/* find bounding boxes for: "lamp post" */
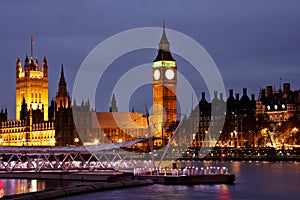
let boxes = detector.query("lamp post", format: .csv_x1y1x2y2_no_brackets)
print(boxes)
51,138,56,146
93,139,99,145
234,130,238,147
205,130,208,147
22,137,26,146
291,127,298,149
74,137,79,146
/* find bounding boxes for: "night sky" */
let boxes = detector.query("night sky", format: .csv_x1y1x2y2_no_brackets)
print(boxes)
1,0,300,119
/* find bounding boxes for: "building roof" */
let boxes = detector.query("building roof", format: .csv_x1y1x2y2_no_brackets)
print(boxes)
95,112,147,129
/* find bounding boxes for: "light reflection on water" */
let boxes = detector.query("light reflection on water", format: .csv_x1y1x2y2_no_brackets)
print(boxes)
58,184,233,200
0,179,45,197
60,161,300,200
0,179,76,198
1,161,300,199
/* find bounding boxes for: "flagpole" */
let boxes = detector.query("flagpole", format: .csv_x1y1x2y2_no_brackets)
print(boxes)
31,36,34,59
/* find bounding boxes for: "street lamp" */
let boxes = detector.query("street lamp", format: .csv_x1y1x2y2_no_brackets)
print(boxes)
291,127,298,148
205,131,208,147
93,139,99,145
51,138,56,146
230,132,233,147
22,137,26,146
234,130,238,147
74,137,79,146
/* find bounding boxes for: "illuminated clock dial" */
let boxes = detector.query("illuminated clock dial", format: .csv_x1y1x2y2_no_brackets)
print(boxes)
154,69,160,80
165,69,175,80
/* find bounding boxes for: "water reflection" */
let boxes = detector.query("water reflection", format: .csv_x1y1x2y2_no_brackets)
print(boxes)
60,162,300,200
0,179,76,197
218,184,230,200
0,179,45,197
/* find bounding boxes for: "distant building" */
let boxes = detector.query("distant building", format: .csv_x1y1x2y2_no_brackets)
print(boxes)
224,88,256,147
256,83,300,148
256,83,300,124
189,88,256,148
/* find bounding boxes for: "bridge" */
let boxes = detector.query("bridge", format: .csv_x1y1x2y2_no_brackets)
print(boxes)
0,142,155,173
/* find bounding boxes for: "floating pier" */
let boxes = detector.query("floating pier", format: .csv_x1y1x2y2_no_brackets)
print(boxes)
136,174,235,184
134,166,235,184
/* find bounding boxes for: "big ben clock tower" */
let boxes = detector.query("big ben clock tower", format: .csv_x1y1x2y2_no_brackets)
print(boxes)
152,23,177,145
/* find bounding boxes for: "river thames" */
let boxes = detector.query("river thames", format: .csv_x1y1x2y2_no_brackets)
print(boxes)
1,161,300,199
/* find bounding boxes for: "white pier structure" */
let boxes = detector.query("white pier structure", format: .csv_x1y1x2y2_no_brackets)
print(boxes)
0,141,155,172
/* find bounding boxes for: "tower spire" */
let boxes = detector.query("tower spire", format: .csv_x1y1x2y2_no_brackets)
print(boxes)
109,94,118,112
58,64,67,95
25,53,29,63
55,64,70,109
43,55,47,63
153,21,175,62
61,64,64,79
159,21,170,51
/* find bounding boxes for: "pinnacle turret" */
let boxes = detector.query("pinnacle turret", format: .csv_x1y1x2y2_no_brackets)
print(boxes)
16,55,21,65
55,64,70,109
43,55,47,64
154,21,175,62
25,53,29,64
159,21,170,51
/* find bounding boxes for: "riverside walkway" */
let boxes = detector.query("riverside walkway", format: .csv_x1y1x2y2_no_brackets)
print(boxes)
2,179,154,200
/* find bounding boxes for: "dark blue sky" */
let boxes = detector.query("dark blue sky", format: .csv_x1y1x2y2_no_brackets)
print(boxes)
1,0,300,118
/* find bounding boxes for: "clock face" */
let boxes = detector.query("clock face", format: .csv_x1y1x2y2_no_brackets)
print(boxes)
165,69,175,80
154,69,160,80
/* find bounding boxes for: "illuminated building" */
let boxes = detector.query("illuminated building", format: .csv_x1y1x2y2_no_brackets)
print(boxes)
16,46,48,121
0,65,87,146
90,24,178,148
0,119,55,146
152,23,177,146
256,83,300,148
256,83,300,123
93,112,148,149
0,39,53,146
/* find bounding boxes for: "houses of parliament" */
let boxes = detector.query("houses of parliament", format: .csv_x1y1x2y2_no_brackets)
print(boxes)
1,25,300,149
0,25,178,148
